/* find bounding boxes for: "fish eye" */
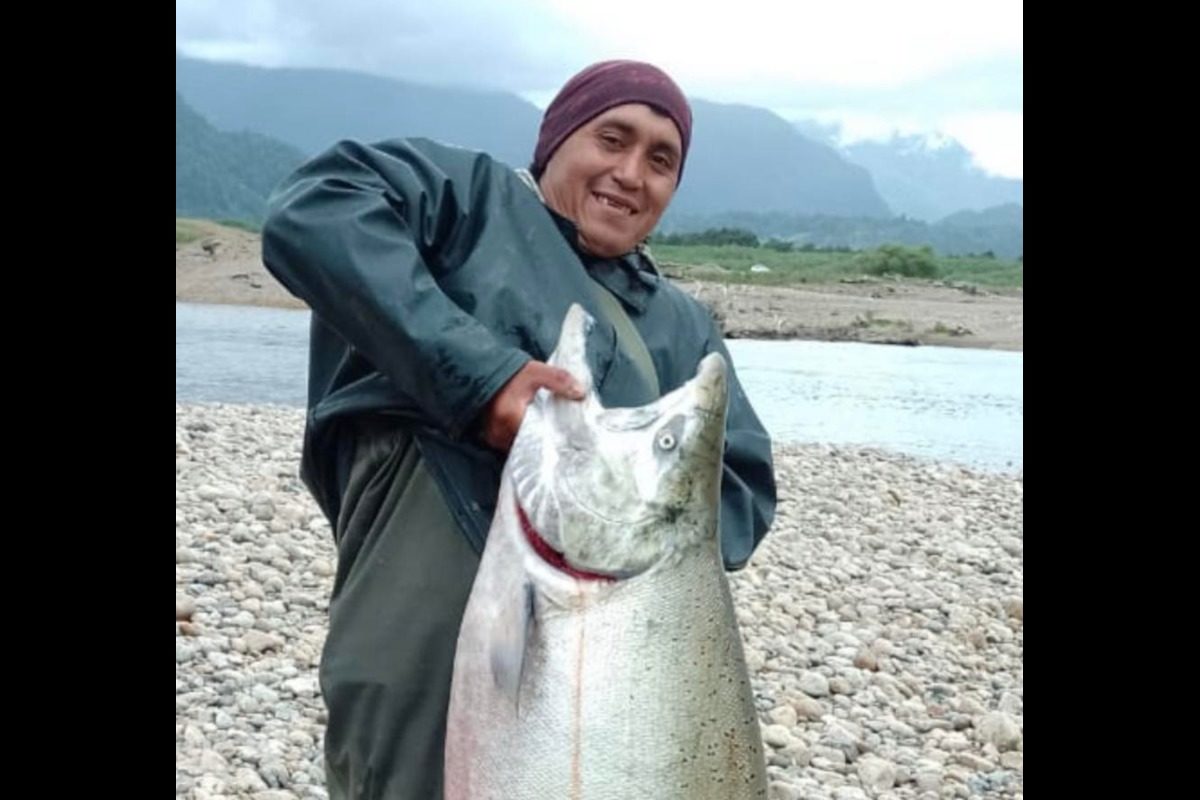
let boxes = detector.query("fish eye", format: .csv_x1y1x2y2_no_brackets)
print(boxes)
656,431,677,451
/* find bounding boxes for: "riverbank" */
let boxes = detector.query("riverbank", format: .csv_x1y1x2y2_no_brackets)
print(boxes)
176,403,1023,799
176,220,1022,351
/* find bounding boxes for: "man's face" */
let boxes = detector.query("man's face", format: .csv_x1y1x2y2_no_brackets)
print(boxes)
538,103,682,258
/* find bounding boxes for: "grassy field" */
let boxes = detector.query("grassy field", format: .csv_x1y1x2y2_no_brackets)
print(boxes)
177,217,261,245
648,244,1022,289
177,217,1022,292
176,218,206,244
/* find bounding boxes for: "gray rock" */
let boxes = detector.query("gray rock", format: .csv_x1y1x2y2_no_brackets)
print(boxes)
911,718,953,733
767,704,798,729
177,594,196,621
283,677,320,697
799,671,831,697
252,684,281,704
833,788,869,800
999,751,1023,772
245,631,284,653
821,719,862,759
259,759,291,788
768,782,804,800
952,752,994,771
182,724,208,748
252,497,277,521
955,696,987,716
997,692,1023,715
853,648,879,671
977,711,1021,751
194,774,229,795
1002,597,1023,620
812,745,848,766
857,755,897,792
940,732,970,751
263,600,288,616
762,724,793,748
232,767,270,792
967,770,1014,794
198,749,229,771
793,694,826,720
914,768,942,792
176,642,196,663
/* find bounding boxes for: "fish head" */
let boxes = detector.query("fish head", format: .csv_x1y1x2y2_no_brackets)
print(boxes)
508,304,729,580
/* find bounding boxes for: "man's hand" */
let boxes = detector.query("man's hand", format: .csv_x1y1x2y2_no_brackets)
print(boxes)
477,361,585,453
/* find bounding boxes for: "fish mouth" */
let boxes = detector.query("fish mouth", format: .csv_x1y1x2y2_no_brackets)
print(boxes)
516,502,621,583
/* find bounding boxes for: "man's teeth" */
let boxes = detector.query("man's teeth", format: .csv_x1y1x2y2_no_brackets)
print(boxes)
597,194,633,214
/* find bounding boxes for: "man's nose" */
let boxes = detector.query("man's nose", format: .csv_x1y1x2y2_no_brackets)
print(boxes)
611,148,644,188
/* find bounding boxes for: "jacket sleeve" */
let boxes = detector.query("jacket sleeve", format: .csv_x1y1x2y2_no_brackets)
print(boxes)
705,321,778,570
261,138,531,439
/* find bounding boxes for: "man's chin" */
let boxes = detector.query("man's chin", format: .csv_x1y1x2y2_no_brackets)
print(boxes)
578,227,638,258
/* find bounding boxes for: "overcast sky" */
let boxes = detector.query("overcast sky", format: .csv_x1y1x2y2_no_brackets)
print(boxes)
176,0,1023,178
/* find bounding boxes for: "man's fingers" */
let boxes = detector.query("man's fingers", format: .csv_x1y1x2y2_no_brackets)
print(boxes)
476,361,587,453
527,363,585,400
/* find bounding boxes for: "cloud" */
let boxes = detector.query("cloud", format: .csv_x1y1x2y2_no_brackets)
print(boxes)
176,0,1022,177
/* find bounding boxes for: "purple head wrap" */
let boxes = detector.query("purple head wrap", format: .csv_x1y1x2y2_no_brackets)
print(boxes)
531,60,692,183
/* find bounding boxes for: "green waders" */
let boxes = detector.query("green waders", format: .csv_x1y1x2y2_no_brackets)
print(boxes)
319,419,480,800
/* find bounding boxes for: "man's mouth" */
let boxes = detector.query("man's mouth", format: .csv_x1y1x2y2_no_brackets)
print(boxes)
593,192,637,215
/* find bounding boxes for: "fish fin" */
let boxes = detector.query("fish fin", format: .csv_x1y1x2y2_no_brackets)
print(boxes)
489,580,536,711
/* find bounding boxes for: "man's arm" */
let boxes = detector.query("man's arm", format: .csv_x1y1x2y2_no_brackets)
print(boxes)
262,138,570,441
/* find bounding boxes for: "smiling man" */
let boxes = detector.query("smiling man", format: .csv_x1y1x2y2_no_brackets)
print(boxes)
536,98,684,259
262,59,776,800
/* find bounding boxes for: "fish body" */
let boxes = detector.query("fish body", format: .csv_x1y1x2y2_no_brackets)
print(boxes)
445,304,766,799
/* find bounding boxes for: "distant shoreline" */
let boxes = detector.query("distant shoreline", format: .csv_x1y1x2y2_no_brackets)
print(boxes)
176,220,1022,352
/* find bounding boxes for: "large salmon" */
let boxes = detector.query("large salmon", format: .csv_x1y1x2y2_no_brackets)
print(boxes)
445,304,766,799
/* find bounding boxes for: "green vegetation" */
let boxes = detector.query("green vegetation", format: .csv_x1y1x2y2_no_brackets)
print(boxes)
176,217,262,244
856,244,939,278
653,227,761,247
649,235,1022,290
176,219,204,244
217,218,263,234
176,92,305,223
658,207,1023,261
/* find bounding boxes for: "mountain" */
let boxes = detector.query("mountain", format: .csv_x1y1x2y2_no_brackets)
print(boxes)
176,92,306,221
177,54,891,218
840,134,1022,222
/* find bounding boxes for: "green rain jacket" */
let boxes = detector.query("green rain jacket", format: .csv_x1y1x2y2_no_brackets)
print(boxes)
261,137,776,569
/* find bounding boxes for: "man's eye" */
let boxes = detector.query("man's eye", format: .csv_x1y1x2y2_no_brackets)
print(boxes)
651,155,677,175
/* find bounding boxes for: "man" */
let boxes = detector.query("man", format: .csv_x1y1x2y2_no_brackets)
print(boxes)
261,59,776,800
